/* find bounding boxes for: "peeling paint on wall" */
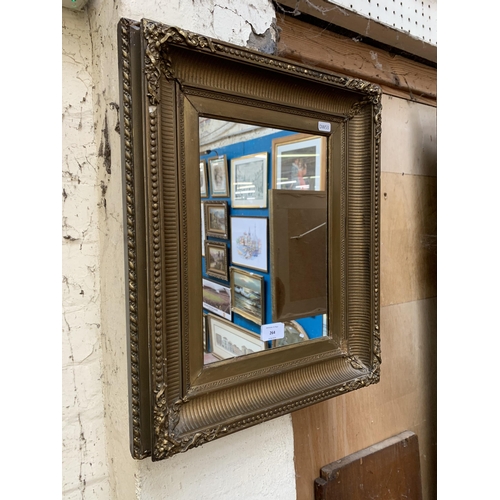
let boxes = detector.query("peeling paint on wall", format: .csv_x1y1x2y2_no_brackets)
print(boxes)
62,7,111,499
98,113,112,175
64,2,299,499
247,22,277,54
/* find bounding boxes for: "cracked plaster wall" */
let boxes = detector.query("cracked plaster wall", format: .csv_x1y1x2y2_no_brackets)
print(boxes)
63,1,295,499
62,8,112,500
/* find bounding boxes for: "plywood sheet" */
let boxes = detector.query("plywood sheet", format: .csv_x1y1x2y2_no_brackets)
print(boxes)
380,172,437,306
381,95,437,177
292,298,436,500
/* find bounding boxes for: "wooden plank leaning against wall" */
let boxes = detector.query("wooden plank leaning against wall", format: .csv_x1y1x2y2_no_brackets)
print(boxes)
275,15,437,500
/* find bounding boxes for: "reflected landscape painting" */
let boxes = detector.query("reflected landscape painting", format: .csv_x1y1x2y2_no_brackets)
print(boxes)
231,267,264,325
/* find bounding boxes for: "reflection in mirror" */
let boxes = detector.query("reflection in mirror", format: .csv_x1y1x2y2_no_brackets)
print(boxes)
199,118,329,366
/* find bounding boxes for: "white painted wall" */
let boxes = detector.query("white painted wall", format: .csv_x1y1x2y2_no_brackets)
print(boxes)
62,1,296,499
62,8,112,499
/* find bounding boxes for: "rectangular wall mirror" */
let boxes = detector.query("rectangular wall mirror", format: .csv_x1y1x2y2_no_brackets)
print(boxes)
118,18,382,461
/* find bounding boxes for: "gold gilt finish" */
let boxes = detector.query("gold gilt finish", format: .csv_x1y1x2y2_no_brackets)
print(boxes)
118,18,381,461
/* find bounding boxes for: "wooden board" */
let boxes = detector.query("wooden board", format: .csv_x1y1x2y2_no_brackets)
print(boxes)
315,431,422,500
275,0,437,64
276,15,436,106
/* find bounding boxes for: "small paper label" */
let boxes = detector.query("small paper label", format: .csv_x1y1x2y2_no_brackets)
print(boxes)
260,322,285,341
318,121,331,132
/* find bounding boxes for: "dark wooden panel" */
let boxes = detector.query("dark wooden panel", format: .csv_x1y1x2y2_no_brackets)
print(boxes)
315,431,422,500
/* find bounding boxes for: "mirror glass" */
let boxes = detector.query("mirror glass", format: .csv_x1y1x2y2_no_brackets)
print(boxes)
199,118,329,365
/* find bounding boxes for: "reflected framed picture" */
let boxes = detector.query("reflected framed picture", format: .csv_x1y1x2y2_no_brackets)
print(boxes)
206,313,267,360
230,216,268,272
205,241,229,281
271,321,309,348
200,159,208,198
230,267,264,325
208,155,229,197
203,312,208,352
201,203,206,256
202,279,231,321
272,133,327,191
204,200,229,240
269,190,327,322
231,152,268,208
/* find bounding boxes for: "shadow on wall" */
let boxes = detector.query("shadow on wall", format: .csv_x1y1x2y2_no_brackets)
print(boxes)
411,111,437,291
411,109,437,500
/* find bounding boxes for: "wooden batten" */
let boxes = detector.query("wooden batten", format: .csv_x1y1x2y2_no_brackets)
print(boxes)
276,15,436,106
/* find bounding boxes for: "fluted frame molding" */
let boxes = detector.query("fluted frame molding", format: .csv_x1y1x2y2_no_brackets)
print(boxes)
118,18,381,461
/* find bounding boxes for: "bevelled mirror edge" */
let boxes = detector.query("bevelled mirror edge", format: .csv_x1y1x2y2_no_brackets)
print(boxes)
183,98,346,389
118,17,381,461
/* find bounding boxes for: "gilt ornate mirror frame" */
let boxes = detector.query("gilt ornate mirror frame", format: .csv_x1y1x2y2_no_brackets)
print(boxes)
118,17,381,461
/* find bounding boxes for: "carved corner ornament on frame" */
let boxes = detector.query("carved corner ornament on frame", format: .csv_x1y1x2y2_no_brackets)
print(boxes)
118,17,381,461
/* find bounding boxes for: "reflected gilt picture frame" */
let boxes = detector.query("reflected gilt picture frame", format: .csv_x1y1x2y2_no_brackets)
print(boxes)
271,320,309,348
205,240,229,281
272,134,327,191
204,200,229,240
269,189,327,322
230,267,265,325
201,203,206,256
203,312,208,352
